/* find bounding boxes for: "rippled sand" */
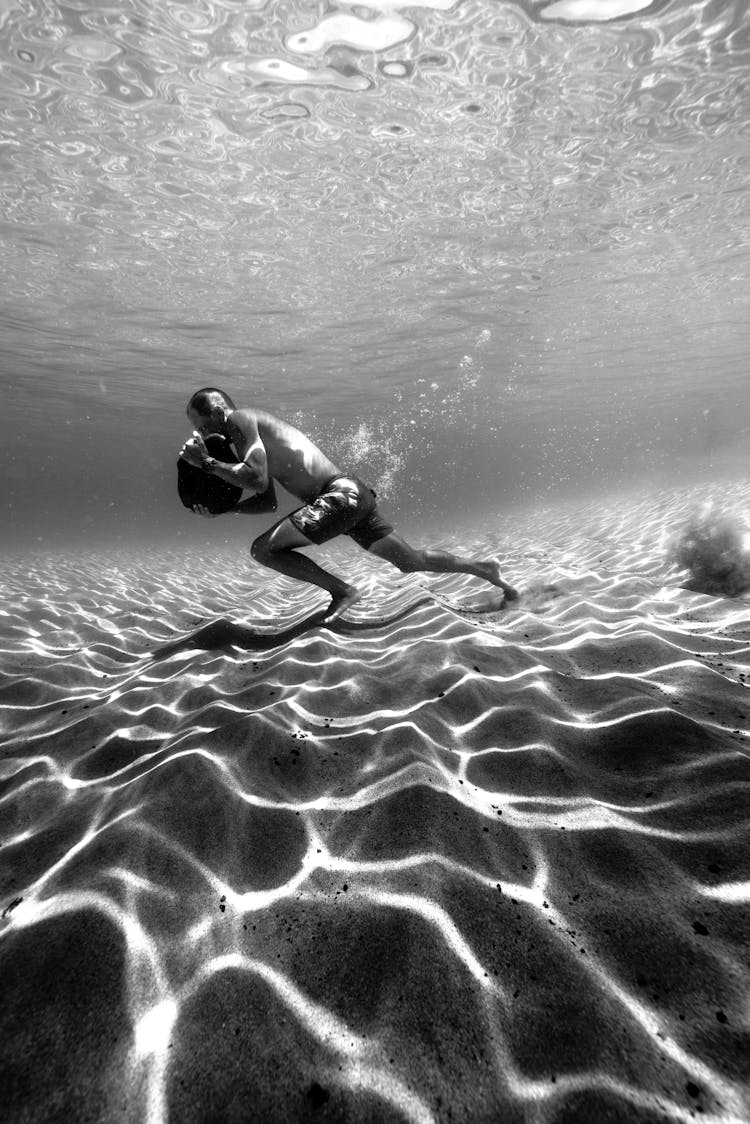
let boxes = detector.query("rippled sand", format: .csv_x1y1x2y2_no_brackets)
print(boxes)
2,483,749,1124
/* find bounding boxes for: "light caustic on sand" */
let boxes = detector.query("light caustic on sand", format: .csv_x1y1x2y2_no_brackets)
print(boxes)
1,482,749,1123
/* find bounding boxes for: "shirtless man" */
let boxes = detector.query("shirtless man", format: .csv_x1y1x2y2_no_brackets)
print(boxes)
179,387,518,623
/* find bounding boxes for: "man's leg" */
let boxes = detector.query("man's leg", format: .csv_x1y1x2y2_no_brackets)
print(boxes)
251,519,360,623
368,532,518,600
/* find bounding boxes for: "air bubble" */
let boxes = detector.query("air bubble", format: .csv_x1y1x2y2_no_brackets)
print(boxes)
380,60,412,78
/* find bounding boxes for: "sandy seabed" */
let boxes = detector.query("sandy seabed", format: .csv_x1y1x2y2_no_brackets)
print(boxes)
1,482,749,1124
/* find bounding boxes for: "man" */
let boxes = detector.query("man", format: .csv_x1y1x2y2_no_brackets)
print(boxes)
179,388,518,623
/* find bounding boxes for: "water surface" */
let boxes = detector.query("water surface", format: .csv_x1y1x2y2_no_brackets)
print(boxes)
1,0,749,548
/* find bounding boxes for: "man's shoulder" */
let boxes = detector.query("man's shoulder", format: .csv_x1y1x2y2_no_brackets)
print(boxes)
228,406,280,423
231,407,288,435
227,406,261,431
227,408,284,451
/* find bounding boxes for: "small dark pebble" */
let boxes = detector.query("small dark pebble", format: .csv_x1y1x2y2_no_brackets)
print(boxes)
306,1081,330,1109
692,921,709,936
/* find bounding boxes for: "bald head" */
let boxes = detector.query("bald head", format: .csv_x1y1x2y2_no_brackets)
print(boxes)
186,388,236,418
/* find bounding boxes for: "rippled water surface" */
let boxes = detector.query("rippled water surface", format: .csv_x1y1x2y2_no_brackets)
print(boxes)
1,0,749,545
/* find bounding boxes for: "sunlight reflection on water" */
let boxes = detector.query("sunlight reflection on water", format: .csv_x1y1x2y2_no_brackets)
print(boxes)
2,0,748,393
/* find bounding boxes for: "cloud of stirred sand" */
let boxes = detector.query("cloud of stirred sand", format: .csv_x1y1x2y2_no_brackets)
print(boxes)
669,506,750,597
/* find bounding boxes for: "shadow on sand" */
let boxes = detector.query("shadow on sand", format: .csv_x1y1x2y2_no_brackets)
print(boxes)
148,582,564,663
149,598,439,661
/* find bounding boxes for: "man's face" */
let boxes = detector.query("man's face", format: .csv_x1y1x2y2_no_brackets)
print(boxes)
188,407,222,436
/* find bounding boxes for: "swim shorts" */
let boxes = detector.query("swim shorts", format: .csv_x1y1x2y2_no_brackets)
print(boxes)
289,475,393,550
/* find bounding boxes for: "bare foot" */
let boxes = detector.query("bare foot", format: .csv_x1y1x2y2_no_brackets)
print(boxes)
483,561,519,601
323,586,361,624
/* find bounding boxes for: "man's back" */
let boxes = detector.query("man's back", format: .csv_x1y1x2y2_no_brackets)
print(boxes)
228,408,341,502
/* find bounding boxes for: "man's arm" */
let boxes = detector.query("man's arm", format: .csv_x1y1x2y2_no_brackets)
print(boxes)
201,456,260,493
217,410,268,495
181,412,269,496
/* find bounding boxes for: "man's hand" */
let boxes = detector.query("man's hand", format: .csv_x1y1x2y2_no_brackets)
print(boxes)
191,504,216,518
180,432,210,468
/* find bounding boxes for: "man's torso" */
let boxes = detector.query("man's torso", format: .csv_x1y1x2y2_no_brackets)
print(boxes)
228,408,341,501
